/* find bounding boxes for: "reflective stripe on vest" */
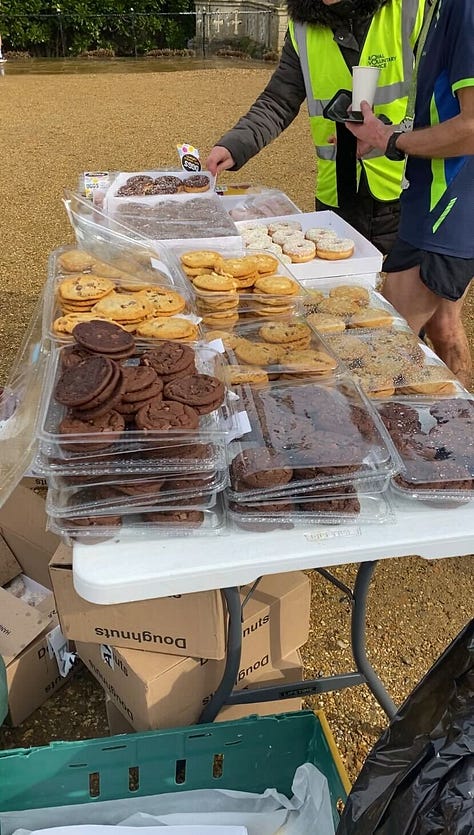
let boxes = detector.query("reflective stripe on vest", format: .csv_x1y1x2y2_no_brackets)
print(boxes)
290,0,426,205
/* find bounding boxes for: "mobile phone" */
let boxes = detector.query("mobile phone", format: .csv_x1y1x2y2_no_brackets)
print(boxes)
322,89,364,123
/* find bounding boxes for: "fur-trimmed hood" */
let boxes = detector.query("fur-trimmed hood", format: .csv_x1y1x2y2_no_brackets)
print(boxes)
287,0,389,26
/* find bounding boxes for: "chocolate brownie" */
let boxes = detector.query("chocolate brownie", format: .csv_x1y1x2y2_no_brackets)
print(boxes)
59,410,125,452
378,402,422,433
230,448,293,490
135,398,199,431
73,320,135,357
140,341,195,381
430,398,474,424
55,356,114,407
163,374,224,413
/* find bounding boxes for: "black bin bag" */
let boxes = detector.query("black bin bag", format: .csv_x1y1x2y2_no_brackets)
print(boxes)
337,618,474,835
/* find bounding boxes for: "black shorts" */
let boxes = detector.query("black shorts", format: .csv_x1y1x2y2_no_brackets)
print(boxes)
383,238,474,302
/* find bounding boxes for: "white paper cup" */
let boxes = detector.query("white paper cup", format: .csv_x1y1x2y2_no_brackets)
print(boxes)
352,66,381,114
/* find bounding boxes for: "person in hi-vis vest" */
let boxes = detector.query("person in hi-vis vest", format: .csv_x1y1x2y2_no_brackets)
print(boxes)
207,0,427,255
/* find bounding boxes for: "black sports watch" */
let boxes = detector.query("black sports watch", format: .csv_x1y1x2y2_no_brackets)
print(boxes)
385,130,406,161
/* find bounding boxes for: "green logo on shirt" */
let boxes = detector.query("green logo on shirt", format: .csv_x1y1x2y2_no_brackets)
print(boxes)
367,53,397,69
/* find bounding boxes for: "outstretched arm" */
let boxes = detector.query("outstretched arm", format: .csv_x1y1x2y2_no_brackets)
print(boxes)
207,34,306,173
347,89,474,159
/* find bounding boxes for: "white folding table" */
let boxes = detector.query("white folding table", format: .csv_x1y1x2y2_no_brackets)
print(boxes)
73,499,474,722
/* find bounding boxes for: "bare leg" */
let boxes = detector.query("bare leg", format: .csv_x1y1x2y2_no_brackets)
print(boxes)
382,266,439,334
424,288,473,388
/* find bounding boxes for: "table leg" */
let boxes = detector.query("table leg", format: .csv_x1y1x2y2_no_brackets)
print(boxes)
198,563,397,723
351,561,397,719
198,587,242,724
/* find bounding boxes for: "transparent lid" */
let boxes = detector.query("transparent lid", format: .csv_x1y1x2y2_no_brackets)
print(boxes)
377,397,474,493
0,295,49,508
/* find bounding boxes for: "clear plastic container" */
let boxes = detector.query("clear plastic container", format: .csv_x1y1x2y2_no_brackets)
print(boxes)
176,247,308,325
209,316,342,381
47,469,228,516
226,375,401,501
44,244,198,344
223,189,302,221
303,276,404,329
375,396,474,503
228,488,394,531
49,496,228,543
322,327,459,398
38,342,236,444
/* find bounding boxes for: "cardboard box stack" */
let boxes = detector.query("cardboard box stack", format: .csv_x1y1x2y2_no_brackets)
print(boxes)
50,543,311,732
0,486,73,725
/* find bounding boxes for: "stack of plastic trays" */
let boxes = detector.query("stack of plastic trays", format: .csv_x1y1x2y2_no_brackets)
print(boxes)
35,341,237,541
225,375,401,531
376,395,474,509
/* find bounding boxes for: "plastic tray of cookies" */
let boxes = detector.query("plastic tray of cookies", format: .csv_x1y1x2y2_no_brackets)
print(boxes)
227,487,395,530
303,278,405,332
374,396,474,503
225,375,401,501
48,496,228,543
45,245,201,344
36,340,240,455
176,248,308,327
235,210,383,280
106,193,240,246
321,327,459,398
33,440,228,477
46,470,228,516
206,316,342,384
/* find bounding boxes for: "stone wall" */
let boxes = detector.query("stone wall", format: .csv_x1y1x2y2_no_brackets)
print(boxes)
195,1,288,53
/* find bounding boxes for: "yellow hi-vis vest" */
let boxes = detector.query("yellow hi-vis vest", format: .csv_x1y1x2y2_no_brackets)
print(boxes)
289,0,426,206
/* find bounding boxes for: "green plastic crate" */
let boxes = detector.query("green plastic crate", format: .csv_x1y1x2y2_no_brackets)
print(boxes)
0,711,350,829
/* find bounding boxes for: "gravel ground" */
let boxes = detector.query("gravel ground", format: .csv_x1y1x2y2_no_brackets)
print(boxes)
0,64,473,783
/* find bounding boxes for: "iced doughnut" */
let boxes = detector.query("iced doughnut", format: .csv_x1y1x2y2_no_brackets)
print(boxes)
268,220,303,235
283,238,316,263
316,237,355,260
246,234,273,249
305,228,338,243
272,228,305,246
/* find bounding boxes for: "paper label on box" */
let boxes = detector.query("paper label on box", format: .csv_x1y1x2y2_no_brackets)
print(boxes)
177,142,201,172
47,625,76,677
83,171,110,199
221,410,251,443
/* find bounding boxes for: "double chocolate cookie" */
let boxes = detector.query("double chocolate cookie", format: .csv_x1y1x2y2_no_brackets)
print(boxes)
140,341,196,382
73,319,135,360
230,447,293,491
135,397,199,431
164,373,224,415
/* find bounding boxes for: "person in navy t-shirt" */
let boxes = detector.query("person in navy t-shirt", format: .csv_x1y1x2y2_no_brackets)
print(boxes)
347,0,474,387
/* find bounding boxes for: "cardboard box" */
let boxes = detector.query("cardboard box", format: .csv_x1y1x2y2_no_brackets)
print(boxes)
0,575,70,726
51,545,310,662
105,692,302,734
78,640,303,731
0,485,60,590
0,486,71,725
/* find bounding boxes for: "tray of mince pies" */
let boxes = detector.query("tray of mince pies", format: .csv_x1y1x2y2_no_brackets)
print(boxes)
376,396,474,504
204,317,341,386
46,245,200,344
177,249,308,327
225,375,401,510
321,326,460,399
35,323,237,476
303,279,404,332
